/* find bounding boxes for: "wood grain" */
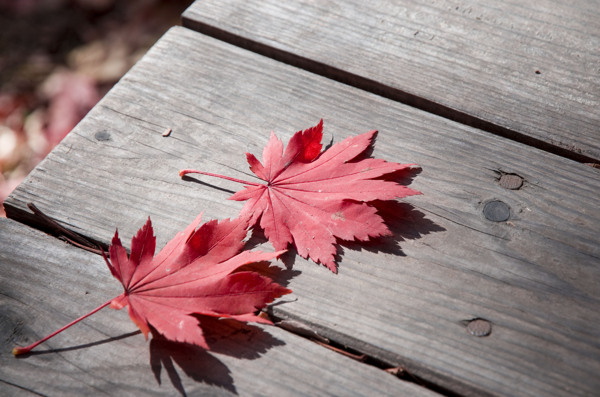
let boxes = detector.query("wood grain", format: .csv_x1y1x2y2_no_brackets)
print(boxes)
4,27,600,396
0,218,437,397
182,0,600,162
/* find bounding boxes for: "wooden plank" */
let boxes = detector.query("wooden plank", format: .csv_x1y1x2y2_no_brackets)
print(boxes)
4,27,600,396
182,0,600,162
0,218,437,397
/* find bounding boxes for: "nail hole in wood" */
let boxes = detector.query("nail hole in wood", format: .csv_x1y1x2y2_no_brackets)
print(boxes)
466,318,492,337
499,173,523,190
483,200,510,222
94,130,111,141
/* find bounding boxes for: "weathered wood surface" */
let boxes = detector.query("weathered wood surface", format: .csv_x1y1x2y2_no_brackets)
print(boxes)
0,218,437,396
4,27,600,396
182,0,600,162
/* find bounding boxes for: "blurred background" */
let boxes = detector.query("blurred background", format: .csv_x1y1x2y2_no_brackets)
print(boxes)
0,0,194,216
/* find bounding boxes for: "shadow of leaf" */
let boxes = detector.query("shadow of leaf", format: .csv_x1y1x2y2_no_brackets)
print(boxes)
340,201,446,257
199,317,285,358
376,200,446,241
243,227,268,251
150,336,235,396
242,228,302,286
149,317,285,396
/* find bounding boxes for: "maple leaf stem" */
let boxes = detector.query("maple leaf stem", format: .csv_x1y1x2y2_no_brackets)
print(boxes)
179,169,260,186
12,299,113,356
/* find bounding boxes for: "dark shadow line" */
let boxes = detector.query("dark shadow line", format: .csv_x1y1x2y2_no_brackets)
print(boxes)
181,175,237,195
15,330,141,358
0,378,48,397
181,18,597,164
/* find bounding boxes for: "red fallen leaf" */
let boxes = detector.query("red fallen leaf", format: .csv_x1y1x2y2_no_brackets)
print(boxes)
13,215,290,355
180,120,421,272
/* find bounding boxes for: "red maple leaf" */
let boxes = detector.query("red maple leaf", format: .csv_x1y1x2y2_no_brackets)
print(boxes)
13,215,290,355
180,120,421,272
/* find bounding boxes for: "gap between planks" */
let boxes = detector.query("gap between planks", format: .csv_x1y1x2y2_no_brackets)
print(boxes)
270,312,461,397
180,19,597,165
